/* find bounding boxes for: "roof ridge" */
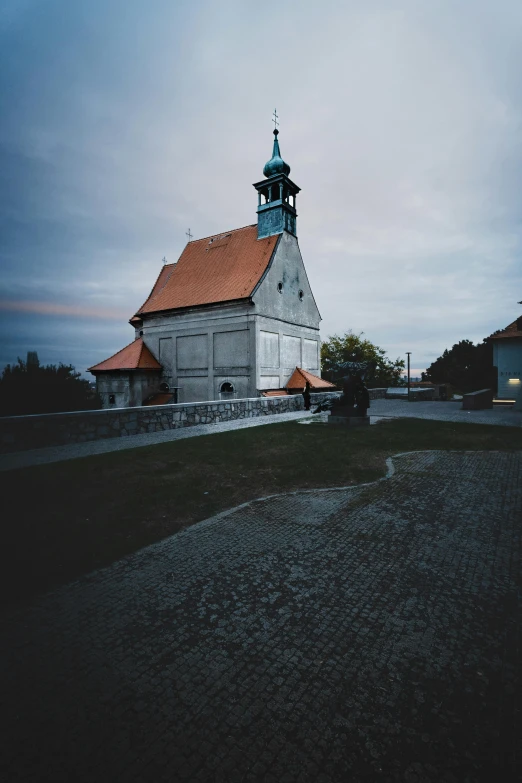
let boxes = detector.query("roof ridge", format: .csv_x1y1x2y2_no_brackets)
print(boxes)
104,338,141,363
135,264,176,315
87,338,141,371
189,224,257,244
488,315,522,339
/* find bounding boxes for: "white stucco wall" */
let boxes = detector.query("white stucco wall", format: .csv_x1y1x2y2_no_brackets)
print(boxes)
252,231,321,388
136,302,256,403
493,339,522,399
252,232,320,329
96,371,160,408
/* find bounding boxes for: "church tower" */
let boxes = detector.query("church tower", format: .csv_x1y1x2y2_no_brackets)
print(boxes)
253,127,300,239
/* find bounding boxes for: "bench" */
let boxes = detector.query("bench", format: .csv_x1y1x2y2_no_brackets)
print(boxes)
462,389,493,410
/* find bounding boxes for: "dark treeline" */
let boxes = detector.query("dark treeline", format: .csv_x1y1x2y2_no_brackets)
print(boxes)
422,339,496,394
0,353,101,417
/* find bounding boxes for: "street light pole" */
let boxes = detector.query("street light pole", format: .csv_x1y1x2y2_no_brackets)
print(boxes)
406,352,411,401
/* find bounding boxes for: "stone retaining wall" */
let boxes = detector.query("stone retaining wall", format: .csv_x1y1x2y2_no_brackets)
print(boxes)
0,396,304,455
310,388,387,406
309,391,341,406
368,388,387,400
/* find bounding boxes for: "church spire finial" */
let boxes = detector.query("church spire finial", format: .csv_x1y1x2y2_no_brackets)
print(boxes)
263,111,290,178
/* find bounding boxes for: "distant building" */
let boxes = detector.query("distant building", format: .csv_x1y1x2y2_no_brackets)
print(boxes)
89,128,322,408
488,312,522,400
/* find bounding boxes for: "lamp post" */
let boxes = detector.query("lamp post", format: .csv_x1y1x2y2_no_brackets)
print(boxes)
406,352,411,401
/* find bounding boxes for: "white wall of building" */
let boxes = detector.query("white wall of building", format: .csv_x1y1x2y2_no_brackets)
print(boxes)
252,232,320,329
253,231,321,388
137,302,255,403
96,371,160,408
493,339,522,399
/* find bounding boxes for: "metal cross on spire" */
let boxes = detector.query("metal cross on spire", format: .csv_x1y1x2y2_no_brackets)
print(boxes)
272,108,279,131
186,228,193,242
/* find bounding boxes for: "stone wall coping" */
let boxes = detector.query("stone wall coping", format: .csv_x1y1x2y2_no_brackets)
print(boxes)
0,395,296,423
462,388,492,397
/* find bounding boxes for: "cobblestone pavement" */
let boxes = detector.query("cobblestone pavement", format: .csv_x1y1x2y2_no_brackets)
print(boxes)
1,450,520,782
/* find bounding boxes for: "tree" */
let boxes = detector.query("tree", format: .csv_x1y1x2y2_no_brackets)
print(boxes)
0,353,101,417
422,339,496,394
321,331,405,387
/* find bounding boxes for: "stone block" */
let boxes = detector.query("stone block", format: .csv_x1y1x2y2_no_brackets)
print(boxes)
462,389,493,410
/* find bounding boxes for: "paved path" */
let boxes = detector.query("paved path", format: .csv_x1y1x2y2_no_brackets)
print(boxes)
1,400,520,472
1,450,520,782
0,411,310,472
369,399,522,427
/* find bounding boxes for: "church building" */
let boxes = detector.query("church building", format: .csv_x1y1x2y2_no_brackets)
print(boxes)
89,127,323,407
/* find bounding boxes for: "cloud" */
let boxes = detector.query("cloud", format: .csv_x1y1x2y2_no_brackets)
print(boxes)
1,0,522,374
0,300,129,320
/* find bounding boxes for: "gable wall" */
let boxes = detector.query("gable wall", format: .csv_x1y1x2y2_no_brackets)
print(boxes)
252,232,320,329
253,231,321,389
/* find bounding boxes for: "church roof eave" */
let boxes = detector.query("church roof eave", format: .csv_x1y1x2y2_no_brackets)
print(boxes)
135,297,256,320
88,338,162,373
488,315,522,340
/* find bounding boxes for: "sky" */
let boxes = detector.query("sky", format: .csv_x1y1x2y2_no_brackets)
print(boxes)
1,0,522,378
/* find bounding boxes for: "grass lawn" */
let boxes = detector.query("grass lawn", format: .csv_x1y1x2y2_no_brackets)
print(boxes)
2,417,521,609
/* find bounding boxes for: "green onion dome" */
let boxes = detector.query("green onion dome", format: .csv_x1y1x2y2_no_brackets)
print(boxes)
263,130,291,177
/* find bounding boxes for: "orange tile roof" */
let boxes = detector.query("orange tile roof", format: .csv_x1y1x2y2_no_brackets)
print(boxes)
143,393,173,406
488,317,522,340
261,389,289,397
286,367,336,390
136,225,279,315
88,338,162,372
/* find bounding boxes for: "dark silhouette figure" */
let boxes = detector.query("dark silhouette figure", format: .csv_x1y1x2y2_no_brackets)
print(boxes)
354,379,370,416
303,381,311,411
313,372,370,418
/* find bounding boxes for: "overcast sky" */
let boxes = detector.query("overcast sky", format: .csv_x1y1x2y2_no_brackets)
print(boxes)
1,0,522,377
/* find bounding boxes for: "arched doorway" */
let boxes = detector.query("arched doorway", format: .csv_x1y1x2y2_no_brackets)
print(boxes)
219,381,235,400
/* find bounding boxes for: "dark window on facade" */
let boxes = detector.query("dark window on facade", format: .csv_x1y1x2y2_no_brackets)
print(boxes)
109,394,116,405
277,282,283,294
139,330,144,336
220,382,235,400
